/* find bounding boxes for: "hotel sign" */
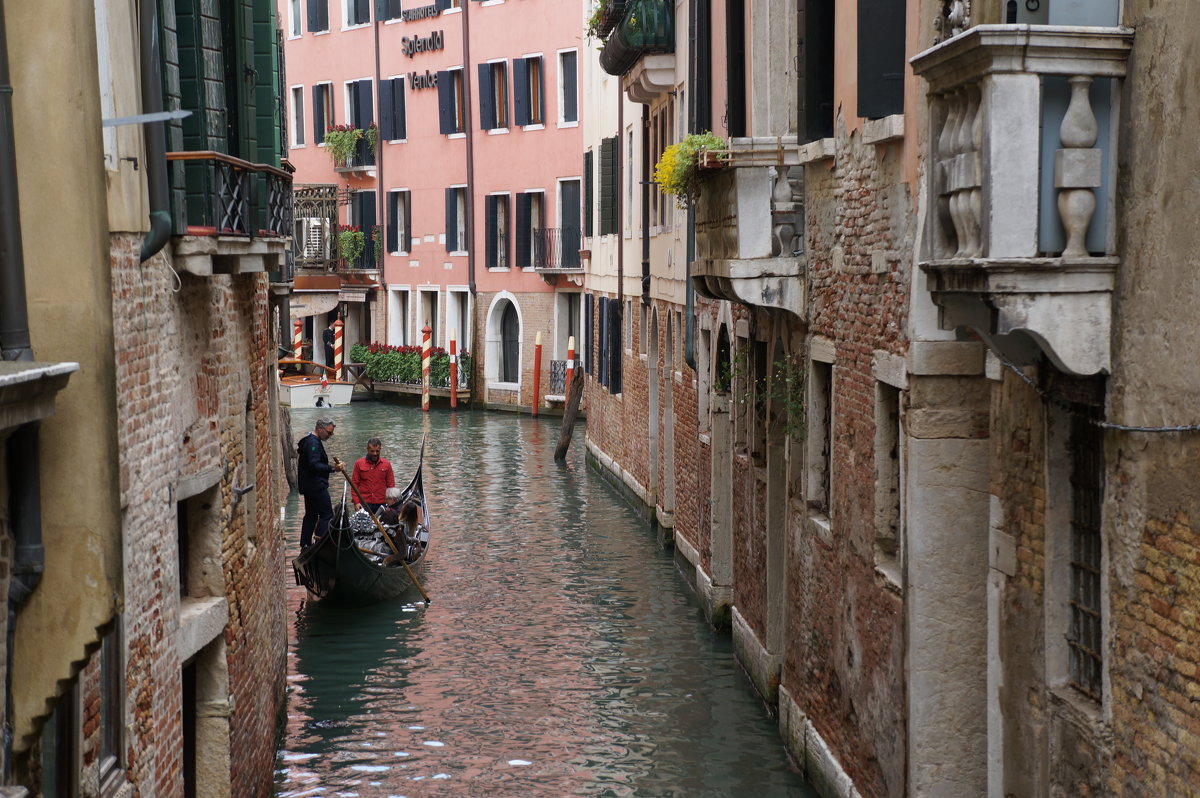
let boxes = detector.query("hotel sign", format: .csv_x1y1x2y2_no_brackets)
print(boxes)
401,4,441,21
401,29,445,58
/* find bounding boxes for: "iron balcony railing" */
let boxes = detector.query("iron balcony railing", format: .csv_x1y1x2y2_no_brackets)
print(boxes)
166,151,292,238
599,0,674,77
292,184,340,272
594,0,627,39
549,359,567,394
531,227,583,271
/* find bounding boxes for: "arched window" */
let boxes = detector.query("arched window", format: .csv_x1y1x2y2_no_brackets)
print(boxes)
501,301,520,382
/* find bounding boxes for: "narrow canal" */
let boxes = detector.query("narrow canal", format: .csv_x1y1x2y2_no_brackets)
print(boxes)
275,403,815,798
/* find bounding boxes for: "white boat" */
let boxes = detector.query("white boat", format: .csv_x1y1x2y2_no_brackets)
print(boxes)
278,358,355,407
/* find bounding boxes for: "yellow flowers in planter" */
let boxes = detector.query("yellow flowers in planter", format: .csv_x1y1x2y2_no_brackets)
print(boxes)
653,131,726,208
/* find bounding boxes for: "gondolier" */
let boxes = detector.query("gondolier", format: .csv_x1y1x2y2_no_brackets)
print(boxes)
351,437,395,514
298,417,340,550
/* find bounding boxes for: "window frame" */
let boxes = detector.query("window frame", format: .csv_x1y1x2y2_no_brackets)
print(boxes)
557,49,579,126
387,189,411,255
289,86,306,147
313,82,333,145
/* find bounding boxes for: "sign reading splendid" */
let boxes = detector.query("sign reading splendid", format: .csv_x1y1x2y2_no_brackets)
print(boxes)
401,4,441,21
401,29,445,58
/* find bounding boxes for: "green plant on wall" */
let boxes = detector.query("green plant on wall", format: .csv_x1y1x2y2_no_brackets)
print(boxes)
373,225,383,264
338,225,365,264
653,131,727,208
767,353,806,439
324,124,362,167
365,122,380,156
585,4,605,42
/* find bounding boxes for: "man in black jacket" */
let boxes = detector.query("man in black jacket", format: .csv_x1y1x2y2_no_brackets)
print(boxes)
298,417,341,549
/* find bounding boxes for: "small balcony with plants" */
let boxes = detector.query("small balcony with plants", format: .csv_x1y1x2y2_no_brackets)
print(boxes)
531,227,584,282
911,21,1134,376
681,134,806,320
597,0,675,102
325,124,378,178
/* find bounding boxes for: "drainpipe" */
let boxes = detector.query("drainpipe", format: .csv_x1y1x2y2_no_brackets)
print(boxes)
0,1,46,780
461,2,477,298
684,215,696,371
640,104,650,306
616,83,623,311
139,0,171,262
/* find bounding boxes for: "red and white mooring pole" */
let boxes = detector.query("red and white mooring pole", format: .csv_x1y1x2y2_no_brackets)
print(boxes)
532,331,543,418
565,335,576,397
333,319,344,380
421,321,432,412
449,329,458,409
293,319,303,360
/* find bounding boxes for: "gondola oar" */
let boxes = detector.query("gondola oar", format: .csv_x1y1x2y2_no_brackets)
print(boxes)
333,460,432,604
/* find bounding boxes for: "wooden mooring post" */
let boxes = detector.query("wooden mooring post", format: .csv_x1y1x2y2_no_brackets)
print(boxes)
553,363,584,460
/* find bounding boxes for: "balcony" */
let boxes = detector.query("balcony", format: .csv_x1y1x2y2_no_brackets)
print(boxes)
693,137,806,319
593,0,627,40
167,151,292,277
911,24,1134,376
599,0,674,102
333,134,377,179
532,227,584,284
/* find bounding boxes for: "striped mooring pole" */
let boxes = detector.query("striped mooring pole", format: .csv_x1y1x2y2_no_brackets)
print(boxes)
293,319,303,360
421,321,432,412
565,335,575,398
333,319,344,379
449,330,458,409
532,331,542,418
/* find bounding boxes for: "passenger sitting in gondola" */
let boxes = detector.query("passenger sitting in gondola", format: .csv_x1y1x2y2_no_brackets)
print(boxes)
379,488,422,546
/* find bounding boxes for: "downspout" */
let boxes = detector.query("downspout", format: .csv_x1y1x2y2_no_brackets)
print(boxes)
373,4,385,335
139,0,171,262
0,1,45,780
616,83,623,311
461,2,477,297
640,104,650,306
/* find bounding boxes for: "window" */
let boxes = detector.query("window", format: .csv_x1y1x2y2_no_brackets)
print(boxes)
307,0,329,32
639,303,648,355
807,359,833,515
1067,409,1104,701
381,0,401,20
485,194,510,268
290,87,305,146
445,186,467,252
725,0,747,137
874,381,903,580
625,300,633,353
350,190,377,269
436,0,462,8
857,0,905,119
584,294,594,376
802,0,835,141
583,150,594,237
437,68,465,134
447,290,470,352
558,50,578,124
420,290,440,347
625,127,634,231
500,301,520,382
515,191,544,268
387,190,411,254
513,55,544,126
41,683,79,798
312,83,333,144
598,136,618,235
345,0,370,26
379,77,407,141
557,292,581,361
346,79,375,165
559,178,582,269
290,0,303,35
388,289,410,345
478,61,508,130
98,625,124,794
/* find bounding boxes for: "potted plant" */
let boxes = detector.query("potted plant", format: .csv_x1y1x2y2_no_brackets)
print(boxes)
653,131,727,208
338,225,365,265
372,224,383,265
324,124,362,168
365,122,380,157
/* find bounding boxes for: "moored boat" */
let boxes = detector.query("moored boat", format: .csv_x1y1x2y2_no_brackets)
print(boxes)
278,357,354,407
292,439,430,606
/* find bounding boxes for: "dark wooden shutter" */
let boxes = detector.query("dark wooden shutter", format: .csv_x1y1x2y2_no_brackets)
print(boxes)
435,0,451,9
561,51,578,123
478,63,495,130
356,80,374,126
803,0,836,140
361,191,377,268
583,151,594,237
534,58,545,124
485,196,498,268
437,72,455,134
608,298,622,393
354,0,370,24
387,0,401,19
395,78,407,139
379,78,394,140
584,294,594,375
403,192,411,252
599,136,617,235
512,57,529,127
857,0,905,119
598,297,608,387
724,0,747,137
515,193,532,268
445,187,458,251
312,85,325,143
387,192,399,253
307,0,319,32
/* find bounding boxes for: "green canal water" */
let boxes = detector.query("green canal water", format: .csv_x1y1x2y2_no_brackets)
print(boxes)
275,402,816,798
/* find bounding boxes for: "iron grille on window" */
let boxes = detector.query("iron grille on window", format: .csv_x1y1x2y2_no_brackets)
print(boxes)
1068,408,1104,701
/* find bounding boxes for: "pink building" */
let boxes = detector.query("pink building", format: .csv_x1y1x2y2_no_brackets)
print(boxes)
281,0,584,408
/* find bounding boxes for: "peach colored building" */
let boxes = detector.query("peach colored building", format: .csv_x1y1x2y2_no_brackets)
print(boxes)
281,0,584,409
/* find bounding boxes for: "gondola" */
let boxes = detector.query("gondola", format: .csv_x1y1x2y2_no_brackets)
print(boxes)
292,438,430,606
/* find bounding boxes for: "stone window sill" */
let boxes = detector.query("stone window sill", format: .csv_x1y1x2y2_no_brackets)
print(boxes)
797,137,836,164
863,114,905,145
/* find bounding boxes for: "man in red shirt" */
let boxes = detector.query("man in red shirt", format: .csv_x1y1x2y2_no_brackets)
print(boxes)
351,437,395,515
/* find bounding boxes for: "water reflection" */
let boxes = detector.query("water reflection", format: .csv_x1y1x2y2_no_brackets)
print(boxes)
277,403,813,797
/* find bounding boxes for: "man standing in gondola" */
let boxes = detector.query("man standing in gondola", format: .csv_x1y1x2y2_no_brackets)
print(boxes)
351,437,395,515
298,417,341,550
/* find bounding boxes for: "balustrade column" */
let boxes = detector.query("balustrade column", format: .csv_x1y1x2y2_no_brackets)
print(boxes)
1055,76,1101,259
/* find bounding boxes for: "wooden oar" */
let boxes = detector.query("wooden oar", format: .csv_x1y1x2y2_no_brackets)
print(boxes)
334,460,432,604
